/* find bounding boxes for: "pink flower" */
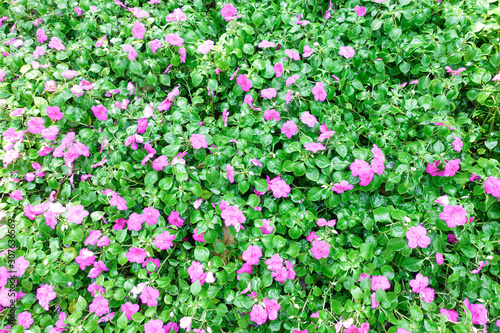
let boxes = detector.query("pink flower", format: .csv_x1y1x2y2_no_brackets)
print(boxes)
492,71,500,82
470,260,488,274
143,207,160,225
237,74,253,92
150,39,161,54
281,120,298,138
9,190,23,201
166,8,187,21
190,134,209,150
260,219,274,234
285,49,300,61
273,63,284,78
312,82,327,101
27,117,45,134
221,205,246,231
193,228,205,242
317,218,336,227
371,292,379,309
465,299,488,325
145,319,165,333
354,5,366,16
46,106,63,121
436,253,444,265
371,275,391,291
263,298,280,320
126,247,147,264
140,286,160,307
132,21,146,39
306,231,319,242
48,37,65,51
396,329,410,333
470,173,481,182
339,46,355,58
17,311,33,329
439,205,467,228
75,248,96,270
301,111,318,127
187,261,207,285
33,46,46,59
122,302,139,320
310,240,330,259
37,28,48,44
264,109,280,122
448,234,458,243
89,296,109,317
445,66,466,76
152,155,169,171
122,44,138,61
89,261,109,278
268,175,291,198
137,118,148,134
168,211,184,227
286,75,299,87
409,273,429,293
66,205,89,224
242,245,262,266
226,164,235,183
154,231,176,250
406,226,431,248
221,4,240,21
251,159,263,167
258,40,275,48
165,33,184,46
197,40,214,54
222,108,229,126
285,90,294,104
435,195,449,206
261,88,277,99
443,159,460,177
250,304,267,325
44,80,57,93
333,180,353,194
85,230,102,246
304,142,326,153
358,273,371,281
303,45,313,57
350,159,371,177
36,284,57,310
420,287,435,303
440,308,458,322
484,176,500,197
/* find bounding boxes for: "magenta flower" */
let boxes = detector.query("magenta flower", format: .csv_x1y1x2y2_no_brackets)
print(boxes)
89,296,110,317
317,218,336,227
221,4,240,21
222,108,229,126
221,205,246,231
445,66,466,76
237,74,253,92
190,134,209,149
286,74,299,87
484,176,500,197
127,213,145,231
406,226,431,249
420,287,435,303
273,63,284,78
9,190,23,201
66,205,89,224
193,228,205,242
126,247,147,264
358,273,371,281
443,159,460,177
132,21,146,39
226,164,235,183
168,211,184,227
311,82,327,101
122,302,139,320
260,219,274,234
371,275,391,291
436,253,444,265
75,248,96,270
354,5,366,16
439,205,467,228
350,159,371,177
371,292,379,309
36,284,57,310
268,175,291,198
250,304,267,325
261,88,277,99
281,120,298,138
165,33,184,46
145,319,165,333
440,308,458,322
371,157,385,175
46,106,64,122
154,231,175,250
301,112,318,127
187,261,207,285
17,311,33,329
197,40,214,54
304,142,326,153
409,273,429,293
339,46,355,58
242,245,262,266
310,240,330,259
264,109,280,122
470,260,488,274
263,298,280,320
152,155,169,171
140,286,160,307
143,207,160,225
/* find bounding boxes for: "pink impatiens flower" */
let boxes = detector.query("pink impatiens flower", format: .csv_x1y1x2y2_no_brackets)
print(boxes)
281,120,298,138
168,211,184,227
304,143,326,153
332,180,353,194
89,296,110,316
237,74,253,92
354,5,366,16
17,311,33,329
126,247,147,264
301,112,318,127
439,205,467,228
261,88,277,99
339,46,355,58
264,109,280,122
37,284,57,310
420,287,435,303
436,253,444,265
226,164,235,183
310,240,330,259
165,33,184,46
122,302,139,320
435,195,449,206
311,82,327,101
197,40,214,54
140,286,160,307
190,134,209,149
250,304,267,325
286,75,299,87
406,226,431,248
154,231,175,250
440,308,458,322
66,205,89,224
303,45,313,58
268,175,291,198
221,4,240,21
452,137,463,152
273,63,284,78
484,176,500,198
46,106,63,121
285,49,300,61
145,319,165,333
443,159,461,177
409,273,429,293
258,40,276,48
242,245,262,266
445,66,466,76
132,21,146,39
317,218,336,227
371,275,391,291
221,205,246,231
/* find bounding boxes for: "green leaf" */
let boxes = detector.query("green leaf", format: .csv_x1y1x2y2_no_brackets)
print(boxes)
410,304,423,321
194,247,210,261
373,207,391,222
129,61,142,75
191,280,202,295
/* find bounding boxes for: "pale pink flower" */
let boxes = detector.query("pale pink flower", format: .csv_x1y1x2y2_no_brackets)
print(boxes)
406,226,431,249
434,195,449,206
470,260,488,274
165,33,184,46
48,37,65,51
317,218,336,227
268,175,291,198
145,319,165,333
281,120,298,138
166,8,187,21
371,275,390,291
339,46,355,58
311,240,330,259
333,180,353,194
221,4,240,21
37,28,48,44
221,205,246,231
242,245,262,266
121,303,139,320
285,49,300,61
420,287,435,303
312,82,327,101
452,137,463,153
492,71,500,82
409,273,429,293
140,286,160,306
445,66,466,76
152,155,169,171
17,311,33,329
190,134,209,149
89,296,110,317
197,40,214,54
132,21,146,39
440,308,458,322
371,292,379,309
286,74,299,87
66,205,89,224
37,284,57,310
436,252,444,265
304,142,326,153
261,88,277,99
273,63,284,78
263,298,280,320
301,111,318,127
485,176,500,197
358,273,371,281
258,40,276,48
303,45,313,57
285,90,294,104
226,164,235,183
260,219,274,234
250,304,267,325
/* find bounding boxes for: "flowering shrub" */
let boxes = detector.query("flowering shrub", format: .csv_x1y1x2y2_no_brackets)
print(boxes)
2,0,500,332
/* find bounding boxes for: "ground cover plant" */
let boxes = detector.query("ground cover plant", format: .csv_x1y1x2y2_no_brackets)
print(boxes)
2,0,500,332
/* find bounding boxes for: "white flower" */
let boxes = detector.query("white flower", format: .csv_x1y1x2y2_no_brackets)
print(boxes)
180,317,192,332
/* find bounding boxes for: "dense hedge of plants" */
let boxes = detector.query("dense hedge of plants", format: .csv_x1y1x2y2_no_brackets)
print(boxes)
2,0,500,332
